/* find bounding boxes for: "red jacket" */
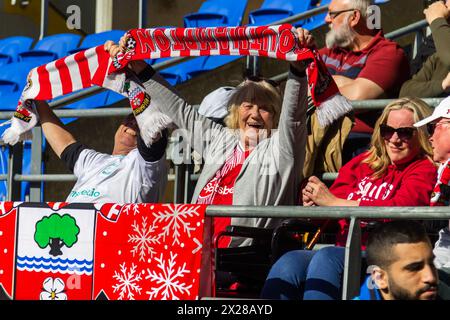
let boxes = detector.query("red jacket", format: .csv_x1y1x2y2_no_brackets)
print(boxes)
329,152,437,246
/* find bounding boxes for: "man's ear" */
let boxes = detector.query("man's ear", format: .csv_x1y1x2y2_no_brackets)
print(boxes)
349,10,361,27
372,265,388,290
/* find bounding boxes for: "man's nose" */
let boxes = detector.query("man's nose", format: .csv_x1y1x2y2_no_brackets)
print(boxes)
325,14,332,24
422,264,437,285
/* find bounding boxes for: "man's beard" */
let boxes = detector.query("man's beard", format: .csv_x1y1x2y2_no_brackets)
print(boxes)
388,277,437,300
325,18,356,49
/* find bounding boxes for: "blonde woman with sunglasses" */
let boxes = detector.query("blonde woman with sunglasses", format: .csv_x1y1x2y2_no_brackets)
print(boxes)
262,97,437,300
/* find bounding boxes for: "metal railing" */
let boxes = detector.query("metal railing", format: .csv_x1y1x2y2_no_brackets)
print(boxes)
206,205,450,300
0,96,444,202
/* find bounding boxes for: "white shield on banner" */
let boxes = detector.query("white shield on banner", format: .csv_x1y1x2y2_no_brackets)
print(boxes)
15,206,96,300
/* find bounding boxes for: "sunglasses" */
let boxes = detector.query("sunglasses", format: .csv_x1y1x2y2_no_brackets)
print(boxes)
379,124,416,141
245,75,280,88
427,121,450,136
327,8,356,19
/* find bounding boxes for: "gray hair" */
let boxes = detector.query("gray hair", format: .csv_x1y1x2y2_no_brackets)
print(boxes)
346,0,374,19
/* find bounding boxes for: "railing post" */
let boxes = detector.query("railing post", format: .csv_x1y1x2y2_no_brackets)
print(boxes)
138,0,148,29
174,163,186,204
29,127,43,202
39,0,49,40
412,31,424,61
342,216,362,300
7,143,23,201
184,163,194,203
95,0,113,33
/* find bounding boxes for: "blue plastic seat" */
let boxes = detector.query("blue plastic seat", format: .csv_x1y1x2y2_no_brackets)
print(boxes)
295,0,330,29
158,57,208,85
184,0,248,27
0,36,34,66
0,60,55,98
249,0,314,26
186,55,242,80
18,33,81,64
0,123,43,201
68,30,126,54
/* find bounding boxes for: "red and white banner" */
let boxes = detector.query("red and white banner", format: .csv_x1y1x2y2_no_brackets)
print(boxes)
0,202,211,300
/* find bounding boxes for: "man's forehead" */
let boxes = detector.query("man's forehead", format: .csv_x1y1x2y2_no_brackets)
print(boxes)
330,0,350,8
391,242,433,264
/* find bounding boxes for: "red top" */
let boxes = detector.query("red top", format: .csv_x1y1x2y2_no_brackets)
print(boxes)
329,152,437,246
319,30,410,131
197,145,250,247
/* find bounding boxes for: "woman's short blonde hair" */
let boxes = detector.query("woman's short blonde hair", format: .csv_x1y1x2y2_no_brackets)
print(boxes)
224,79,282,129
362,96,434,179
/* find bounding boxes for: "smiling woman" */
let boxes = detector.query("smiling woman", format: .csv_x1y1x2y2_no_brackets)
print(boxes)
224,78,282,151
112,35,311,250
262,96,439,301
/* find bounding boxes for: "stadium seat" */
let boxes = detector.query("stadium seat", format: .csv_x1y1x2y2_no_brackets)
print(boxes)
0,61,45,98
295,0,330,29
68,30,126,54
248,0,314,26
18,33,81,64
160,0,249,85
184,0,248,27
0,126,41,202
0,36,34,66
58,89,110,110
186,55,242,80
215,220,319,298
158,57,208,85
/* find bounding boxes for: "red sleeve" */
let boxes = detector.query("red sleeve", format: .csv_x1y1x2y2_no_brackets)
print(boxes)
358,41,410,95
359,160,437,207
329,153,368,199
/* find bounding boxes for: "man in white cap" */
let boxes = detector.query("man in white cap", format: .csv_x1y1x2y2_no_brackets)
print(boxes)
414,95,450,298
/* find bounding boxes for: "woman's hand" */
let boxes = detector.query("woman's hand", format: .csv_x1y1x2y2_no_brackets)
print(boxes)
303,176,339,206
104,36,148,74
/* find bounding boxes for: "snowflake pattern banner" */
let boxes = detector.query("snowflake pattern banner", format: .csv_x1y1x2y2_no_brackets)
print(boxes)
0,202,209,300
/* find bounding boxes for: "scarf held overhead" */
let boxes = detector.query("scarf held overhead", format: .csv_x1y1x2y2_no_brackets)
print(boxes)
2,24,351,146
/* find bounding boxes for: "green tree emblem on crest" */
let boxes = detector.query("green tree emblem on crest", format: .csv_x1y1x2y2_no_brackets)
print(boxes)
34,213,80,257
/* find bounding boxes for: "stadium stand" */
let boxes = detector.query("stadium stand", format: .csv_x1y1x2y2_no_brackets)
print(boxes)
159,0,249,85
68,29,125,54
18,33,81,64
0,36,34,66
183,0,248,27
248,0,314,26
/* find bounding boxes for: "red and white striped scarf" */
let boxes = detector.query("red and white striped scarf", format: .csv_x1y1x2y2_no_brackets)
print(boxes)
2,24,351,146
431,159,450,206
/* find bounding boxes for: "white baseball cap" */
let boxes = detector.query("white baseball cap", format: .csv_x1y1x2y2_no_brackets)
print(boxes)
414,96,450,127
198,86,235,119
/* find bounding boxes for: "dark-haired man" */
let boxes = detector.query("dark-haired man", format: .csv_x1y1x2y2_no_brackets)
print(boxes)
355,220,438,300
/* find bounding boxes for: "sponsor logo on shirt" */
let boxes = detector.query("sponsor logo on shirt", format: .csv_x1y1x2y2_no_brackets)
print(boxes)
70,188,101,199
347,177,394,201
101,162,121,175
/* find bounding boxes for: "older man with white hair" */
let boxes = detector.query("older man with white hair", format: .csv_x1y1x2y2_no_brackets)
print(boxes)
414,95,450,298
302,0,410,179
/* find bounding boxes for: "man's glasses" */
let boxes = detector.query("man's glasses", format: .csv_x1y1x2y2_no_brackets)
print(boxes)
380,124,416,141
245,75,280,88
326,8,356,20
427,121,450,136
